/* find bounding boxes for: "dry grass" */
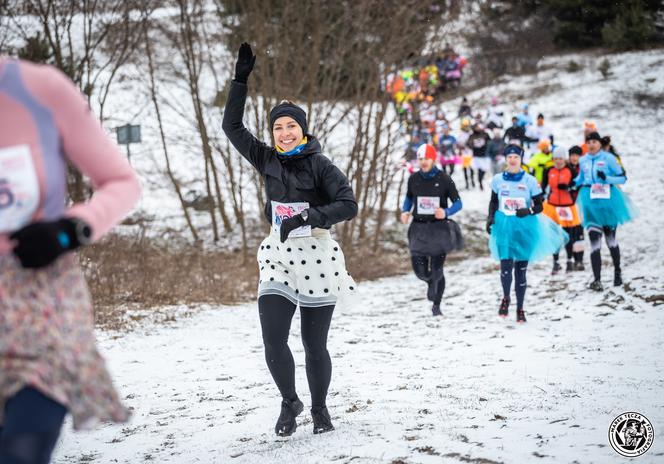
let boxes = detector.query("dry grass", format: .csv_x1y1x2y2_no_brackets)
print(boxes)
81,222,488,328
80,235,258,320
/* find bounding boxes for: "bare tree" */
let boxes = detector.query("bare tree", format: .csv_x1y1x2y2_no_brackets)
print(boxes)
143,11,200,242
5,0,149,201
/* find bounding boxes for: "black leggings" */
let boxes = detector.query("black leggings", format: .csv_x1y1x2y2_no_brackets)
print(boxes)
477,169,486,190
411,254,446,304
0,387,67,464
258,294,334,408
588,226,620,280
500,259,528,310
463,166,475,189
554,225,584,263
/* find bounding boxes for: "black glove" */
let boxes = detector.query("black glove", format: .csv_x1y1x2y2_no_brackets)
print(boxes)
234,42,256,84
279,214,305,243
10,218,92,269
515,208,531,218
596,170,606,181
557,183,569,190
485,220,493,235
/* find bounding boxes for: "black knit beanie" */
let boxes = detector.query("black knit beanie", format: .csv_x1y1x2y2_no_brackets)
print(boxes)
269,101,308,134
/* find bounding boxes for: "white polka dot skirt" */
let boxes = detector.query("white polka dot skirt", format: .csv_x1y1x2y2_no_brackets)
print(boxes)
257,229,356,307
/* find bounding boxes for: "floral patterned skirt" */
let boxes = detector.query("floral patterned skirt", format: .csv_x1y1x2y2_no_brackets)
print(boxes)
0,253,130,430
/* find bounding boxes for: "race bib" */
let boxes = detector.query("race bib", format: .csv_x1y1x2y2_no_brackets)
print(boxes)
556,206,573,221
590,184,611,199
417,196,440,215
0,145,40,233
500,196,526,215
271,201,311,238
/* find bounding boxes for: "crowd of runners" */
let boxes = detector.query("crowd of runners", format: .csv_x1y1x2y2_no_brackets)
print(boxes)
0,42,638,463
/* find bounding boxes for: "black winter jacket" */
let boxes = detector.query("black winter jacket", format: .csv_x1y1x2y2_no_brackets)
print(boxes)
222,81,358,229
406,170,460,222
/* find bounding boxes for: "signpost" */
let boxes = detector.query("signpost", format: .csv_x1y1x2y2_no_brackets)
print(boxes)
116,123,141,163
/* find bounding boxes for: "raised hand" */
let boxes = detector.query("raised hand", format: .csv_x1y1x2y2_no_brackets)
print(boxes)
234,42,256,84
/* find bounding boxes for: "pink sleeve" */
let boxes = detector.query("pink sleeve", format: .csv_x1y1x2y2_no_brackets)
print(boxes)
31,67,141,242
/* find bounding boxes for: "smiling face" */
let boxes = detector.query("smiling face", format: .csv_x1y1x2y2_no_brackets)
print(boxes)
554,157,566,169
506,153,522,170
418,156,434,172
272,116,303,152
569,153,580,165
587,139,601,154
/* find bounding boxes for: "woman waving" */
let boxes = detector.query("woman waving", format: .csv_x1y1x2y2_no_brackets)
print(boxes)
222,43,357,437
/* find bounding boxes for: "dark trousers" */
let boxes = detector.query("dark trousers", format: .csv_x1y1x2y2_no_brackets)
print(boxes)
588,226,620,280
258,294,334,408
500,259,528,310
463,167,475,189
411,254,447,305
0,387,67,464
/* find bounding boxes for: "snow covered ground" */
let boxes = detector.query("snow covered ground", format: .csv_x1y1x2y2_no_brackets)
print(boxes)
54,48,664,463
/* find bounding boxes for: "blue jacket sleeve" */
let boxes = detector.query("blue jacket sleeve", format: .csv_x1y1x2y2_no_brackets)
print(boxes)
604,155,626,185
402,195,413,213
445,199,462,217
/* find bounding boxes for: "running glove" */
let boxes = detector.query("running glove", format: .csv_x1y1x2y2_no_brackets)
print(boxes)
280,214,305,243
10,218,92,269
515,208,531,218
234,42,256,84
596,170,606,181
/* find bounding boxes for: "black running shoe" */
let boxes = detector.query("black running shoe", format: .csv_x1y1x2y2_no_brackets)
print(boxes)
311,406,335,434
551,262,562,275
516,309,526,323
565,260,573,273
431,304,442,316
275,398,304,436
614,271,623,287
589,280,603,292
574,262,585,271
498,297,509,318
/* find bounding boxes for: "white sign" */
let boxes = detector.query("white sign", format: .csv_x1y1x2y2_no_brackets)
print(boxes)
0,145,40,233
556,206,573,221
590,184,611,200
417,196,440,215
271,201,311,238
500,196,526,215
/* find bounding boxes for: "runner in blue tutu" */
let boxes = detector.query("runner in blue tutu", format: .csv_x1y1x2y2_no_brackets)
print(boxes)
573,131,638,291
486,144,568,323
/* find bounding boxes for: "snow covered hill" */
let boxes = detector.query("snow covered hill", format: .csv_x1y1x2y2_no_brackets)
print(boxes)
54,48,664,463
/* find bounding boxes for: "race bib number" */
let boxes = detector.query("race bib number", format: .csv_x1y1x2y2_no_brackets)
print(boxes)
417,196,440,215
556,206,573,221
500,196,526,215
590,184,611,199
271,201,311,238
0,145,40,234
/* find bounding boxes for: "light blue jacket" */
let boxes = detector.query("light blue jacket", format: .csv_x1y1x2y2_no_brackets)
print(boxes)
574,150,626,186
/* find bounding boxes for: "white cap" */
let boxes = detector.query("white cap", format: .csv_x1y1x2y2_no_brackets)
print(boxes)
552,146,567,160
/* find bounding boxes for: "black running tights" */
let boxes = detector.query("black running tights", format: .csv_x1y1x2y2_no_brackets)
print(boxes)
258,294,334,408
0,387,67,464
500,259,528,310
588,226,620,281
411,254,446,304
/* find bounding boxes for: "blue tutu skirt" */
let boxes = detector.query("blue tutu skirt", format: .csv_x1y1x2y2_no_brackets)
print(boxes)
577,185,638,229
489,211,569,262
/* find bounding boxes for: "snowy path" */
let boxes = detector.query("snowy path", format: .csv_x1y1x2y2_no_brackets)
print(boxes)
54,48,664,463
54,249,664,463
